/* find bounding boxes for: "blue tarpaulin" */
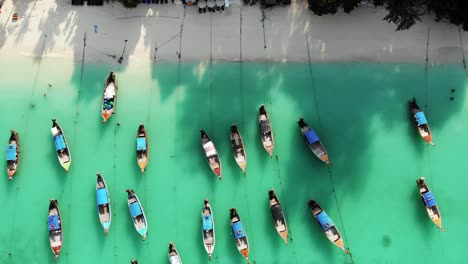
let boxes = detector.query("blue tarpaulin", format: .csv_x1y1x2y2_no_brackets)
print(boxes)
415,112,428,126
232,221,246,239
305,129,320,144
317,211,335,231
53,135,66,151
6,144,16,161
48,215,61,231
130,202,142,217
137,138,146,151
423,191,437,207
202,215,213,230
97,188,109,205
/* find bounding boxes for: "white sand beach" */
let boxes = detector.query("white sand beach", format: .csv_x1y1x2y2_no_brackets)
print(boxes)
0,0,466,65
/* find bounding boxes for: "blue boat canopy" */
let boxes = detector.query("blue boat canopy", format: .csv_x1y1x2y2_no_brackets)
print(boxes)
96,188,109,205
53,135,66,151
137,138,146,151
305,129,320,144
48,215,61,231
232,221,246,239
202,215,213,230
130,202,142,217
317,211,335,231
423,191,437,207
415,112,428,126
6,144,17,161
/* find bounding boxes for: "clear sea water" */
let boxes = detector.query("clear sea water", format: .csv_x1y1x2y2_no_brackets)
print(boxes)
0,55,467,264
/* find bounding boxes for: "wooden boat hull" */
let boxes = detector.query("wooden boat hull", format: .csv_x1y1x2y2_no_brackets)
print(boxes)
96,173,112,234
136,124,149,173
269,190,288,244
101,72,117,123
409,98,435,146
417,177,444,231
201,199,215,260
258,105,274,157
298,118,331,165
51,119,71,172
48,199,63,261
6,131,19,180
168,243,183,264
201,130,222,180
126,189,148,240
230,208,250,263
230,125,247,175
308,200,349,254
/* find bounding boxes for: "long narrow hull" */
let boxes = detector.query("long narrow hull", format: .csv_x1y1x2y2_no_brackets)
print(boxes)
52,122,71,172
127,193,148,240
97,175,112,235
202,202,215,260
6,132,19,180
102,73,117,123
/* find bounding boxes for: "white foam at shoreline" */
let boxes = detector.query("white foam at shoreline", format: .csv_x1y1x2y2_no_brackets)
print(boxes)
0,0,466,65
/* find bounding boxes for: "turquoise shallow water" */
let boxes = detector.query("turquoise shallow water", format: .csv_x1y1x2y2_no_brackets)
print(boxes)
0,56,468,264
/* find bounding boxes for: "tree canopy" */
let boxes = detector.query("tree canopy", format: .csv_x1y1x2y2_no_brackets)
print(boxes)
307,0,468,31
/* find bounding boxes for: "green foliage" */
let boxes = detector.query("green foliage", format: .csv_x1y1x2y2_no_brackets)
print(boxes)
307,0,468,31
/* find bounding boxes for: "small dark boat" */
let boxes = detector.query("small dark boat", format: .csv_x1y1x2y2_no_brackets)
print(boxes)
258,105,274,157
308,200,349,254
230,208,250,263
136,124,149,173
96,172,111,234
6,130,20,180
168,242,183,264
201,199,215,260
48,199,63,261
417,177,445,231
201,130,222,179
269,189,288,244
298,118,331,165
130,260,138,264
230,124,247,175
51,119,71,172
409,98,434,146
126,189,148,240
101,71,117,123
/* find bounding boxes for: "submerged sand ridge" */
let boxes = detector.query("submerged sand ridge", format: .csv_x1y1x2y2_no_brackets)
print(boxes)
0,0,467,65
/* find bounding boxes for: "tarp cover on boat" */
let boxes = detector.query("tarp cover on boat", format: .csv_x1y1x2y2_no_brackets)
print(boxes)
232,221,246,239
423,191,437,207
130,202,142,217
260,120,271,134
137,138,147,151
415,112,428,125
305,129,320,144
53,135,66,151
203,142,217,157
6,144,16,161
48,215,61,231
317,211,335,231
202,215,213,230
104,83,115,99
97,188,109,205
271,204,284,220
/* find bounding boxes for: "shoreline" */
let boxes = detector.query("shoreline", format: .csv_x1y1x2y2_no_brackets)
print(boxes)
0,0,466,66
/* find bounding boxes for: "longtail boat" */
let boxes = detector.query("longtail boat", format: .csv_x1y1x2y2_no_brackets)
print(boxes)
409,98,434,146
417,177,445,231
101,71,117,123
230,208,250,263
51,119,71,172
6,130,20,180
96,172,111,235
298,118,331,165
48,199,63,261
136,124,149,173
230,124,247,175
201,199,215,260
258,104,274,157
168,242,183,264
269,189,288,244
201,130,222,180
131,260,138,264
126,189,148,240
308,200,349,254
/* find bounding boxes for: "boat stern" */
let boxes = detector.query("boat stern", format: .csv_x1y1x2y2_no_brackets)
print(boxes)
424,135,434,146
240,248,249,259
102,112,111,123
52,246,61,261
7,169,15,180
139,227,148,240
62,163,71,172
214,167,221,180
